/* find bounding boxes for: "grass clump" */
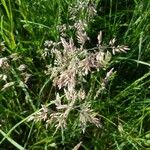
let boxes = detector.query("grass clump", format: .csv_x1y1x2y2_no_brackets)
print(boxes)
0,0,150,149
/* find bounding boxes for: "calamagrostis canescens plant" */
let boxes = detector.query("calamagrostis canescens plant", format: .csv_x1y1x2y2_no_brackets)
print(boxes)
29,28,129,133
28,0,130,134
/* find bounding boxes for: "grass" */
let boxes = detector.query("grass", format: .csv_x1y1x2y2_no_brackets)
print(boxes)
0,0,150,149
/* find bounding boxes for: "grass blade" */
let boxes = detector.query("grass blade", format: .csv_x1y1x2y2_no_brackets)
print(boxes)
0,129,25,150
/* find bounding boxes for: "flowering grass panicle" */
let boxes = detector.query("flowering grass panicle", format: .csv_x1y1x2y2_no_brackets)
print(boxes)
36,22,130,133
30,0,130,134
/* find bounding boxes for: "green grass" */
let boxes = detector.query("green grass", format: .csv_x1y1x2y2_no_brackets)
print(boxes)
0,0,150,149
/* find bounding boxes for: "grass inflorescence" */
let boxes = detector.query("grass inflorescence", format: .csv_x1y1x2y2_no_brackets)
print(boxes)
0,0,150,149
